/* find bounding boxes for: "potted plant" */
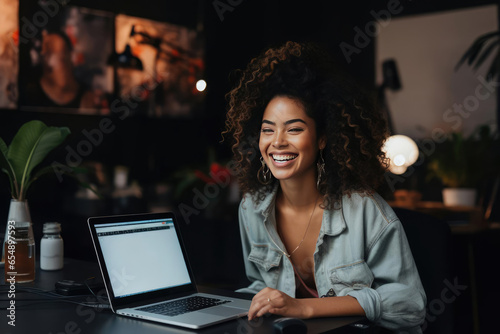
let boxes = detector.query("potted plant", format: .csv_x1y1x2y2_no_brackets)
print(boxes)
0,120,70,263
456,29,500,132
427,124,499,206
171,146,238,221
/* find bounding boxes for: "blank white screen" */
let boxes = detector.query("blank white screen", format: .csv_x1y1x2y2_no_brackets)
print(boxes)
96,219,191,298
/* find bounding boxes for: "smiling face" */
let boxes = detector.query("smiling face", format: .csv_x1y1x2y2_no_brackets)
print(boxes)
259,96,325,184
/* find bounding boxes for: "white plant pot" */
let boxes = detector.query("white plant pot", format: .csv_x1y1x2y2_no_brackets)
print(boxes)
1,199,32,264
442,188,477,207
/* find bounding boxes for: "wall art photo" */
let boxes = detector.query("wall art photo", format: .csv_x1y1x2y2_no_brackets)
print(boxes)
114,14,205,118
0,0,19,109
20,5,114,114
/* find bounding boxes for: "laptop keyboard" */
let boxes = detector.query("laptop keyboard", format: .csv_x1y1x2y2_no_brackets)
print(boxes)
138,296,231,317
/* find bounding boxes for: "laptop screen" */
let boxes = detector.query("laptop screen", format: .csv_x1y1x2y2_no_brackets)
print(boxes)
94,218,192,299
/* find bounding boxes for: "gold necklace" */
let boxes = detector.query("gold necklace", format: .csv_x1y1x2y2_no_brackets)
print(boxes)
271,194,320,258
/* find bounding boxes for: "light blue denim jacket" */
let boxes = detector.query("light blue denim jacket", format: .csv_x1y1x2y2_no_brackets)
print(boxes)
237,186,426,333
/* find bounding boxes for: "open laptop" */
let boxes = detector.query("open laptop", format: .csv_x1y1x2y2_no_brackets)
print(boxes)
88,212,251,329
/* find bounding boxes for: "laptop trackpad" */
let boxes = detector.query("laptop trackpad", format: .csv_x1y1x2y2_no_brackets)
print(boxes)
200,306,244,317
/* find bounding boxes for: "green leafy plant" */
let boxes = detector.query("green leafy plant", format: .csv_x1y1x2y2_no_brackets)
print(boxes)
427,124,499,188
0,120,70,200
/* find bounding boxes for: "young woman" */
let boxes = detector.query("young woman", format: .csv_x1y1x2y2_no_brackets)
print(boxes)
224,41,426,332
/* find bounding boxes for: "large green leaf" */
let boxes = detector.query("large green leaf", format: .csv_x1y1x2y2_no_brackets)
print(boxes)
0,137,18,198
0,137,9,170
6,120,70,199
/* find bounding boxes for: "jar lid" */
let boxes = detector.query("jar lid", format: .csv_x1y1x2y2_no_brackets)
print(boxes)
43,222,61,233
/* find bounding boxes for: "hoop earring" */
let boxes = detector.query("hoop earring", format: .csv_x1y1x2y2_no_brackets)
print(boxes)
258,156,272,185
317,149,326,189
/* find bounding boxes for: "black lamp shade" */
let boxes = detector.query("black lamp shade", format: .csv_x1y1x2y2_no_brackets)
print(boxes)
382,59,401,91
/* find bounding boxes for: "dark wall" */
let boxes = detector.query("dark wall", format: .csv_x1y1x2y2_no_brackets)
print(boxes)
2,0,495,189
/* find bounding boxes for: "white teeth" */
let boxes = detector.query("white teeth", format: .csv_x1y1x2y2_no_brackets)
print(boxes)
272,154,297,162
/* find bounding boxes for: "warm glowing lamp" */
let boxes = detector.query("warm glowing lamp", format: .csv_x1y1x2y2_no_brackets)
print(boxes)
196,79,207,92
382,135,419,174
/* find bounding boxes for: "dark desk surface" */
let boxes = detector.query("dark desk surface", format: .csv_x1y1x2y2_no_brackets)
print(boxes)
0,259,365,334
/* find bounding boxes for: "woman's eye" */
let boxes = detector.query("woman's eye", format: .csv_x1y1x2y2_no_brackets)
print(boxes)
261,128,273,133
289,128,304,133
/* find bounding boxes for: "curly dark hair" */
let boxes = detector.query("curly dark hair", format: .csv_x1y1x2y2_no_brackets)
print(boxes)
223,41,389,209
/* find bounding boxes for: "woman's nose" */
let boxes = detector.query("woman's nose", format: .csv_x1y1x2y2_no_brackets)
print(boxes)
272,131,287,148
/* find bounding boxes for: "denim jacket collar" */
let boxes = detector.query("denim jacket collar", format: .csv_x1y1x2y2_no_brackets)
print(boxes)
322,208,346,237
252,184,279,219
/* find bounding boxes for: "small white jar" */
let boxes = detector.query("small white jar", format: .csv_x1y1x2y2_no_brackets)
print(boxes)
40,222,64,271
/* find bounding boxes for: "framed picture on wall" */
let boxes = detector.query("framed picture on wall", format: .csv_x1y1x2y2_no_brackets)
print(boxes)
19,6,114,115
114,14,205,118
0,0,19,109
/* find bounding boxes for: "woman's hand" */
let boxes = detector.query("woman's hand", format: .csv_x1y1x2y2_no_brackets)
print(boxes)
247,287,312,321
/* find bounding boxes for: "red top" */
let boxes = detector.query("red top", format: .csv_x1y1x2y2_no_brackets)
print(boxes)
290,260,319,298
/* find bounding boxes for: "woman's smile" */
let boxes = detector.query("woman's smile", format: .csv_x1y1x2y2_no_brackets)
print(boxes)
270,153,298,165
